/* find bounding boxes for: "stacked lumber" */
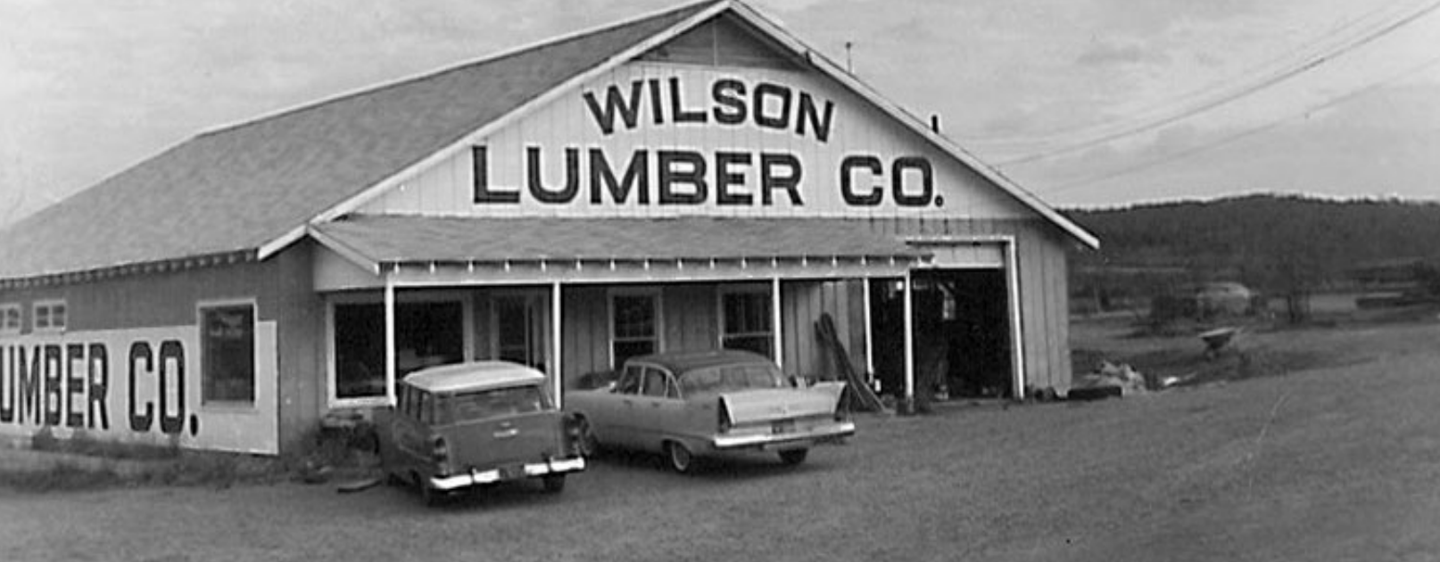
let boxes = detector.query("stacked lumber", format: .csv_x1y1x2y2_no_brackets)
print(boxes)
814,313,887,413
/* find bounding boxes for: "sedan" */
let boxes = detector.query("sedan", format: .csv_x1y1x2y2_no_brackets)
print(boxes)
565,349,855,473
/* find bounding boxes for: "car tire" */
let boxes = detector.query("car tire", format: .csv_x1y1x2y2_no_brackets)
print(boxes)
541,474,566,494
420,483,444,507
778,448,809,466
576,417,599,457
665,441,695,474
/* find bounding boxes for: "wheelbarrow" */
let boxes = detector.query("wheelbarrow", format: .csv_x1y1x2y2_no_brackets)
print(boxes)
1198,327,1239,359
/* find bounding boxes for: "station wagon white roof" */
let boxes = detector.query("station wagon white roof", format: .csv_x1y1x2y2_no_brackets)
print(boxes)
402,361,546,394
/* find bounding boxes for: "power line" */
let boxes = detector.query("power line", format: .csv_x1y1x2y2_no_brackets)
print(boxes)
964,0,1425,149
991,0,1440,167
1037,54,1440,196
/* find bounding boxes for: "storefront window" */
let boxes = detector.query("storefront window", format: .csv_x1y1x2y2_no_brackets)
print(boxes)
720,290,772,358
202,304,255,404
333,301,464,401
611,293,658,369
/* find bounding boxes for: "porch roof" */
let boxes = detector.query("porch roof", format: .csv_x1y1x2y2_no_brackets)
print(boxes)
309,215,929,273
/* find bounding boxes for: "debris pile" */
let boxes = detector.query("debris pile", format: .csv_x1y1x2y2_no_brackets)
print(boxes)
1068,361,1148,400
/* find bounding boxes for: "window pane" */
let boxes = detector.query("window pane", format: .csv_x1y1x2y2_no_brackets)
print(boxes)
35,307,49,329
202,305,255,403
613,296,655,339
642,368,668,397
438,386,545,424
722,335,772,358
51,305,66,328
681,364,783,397
616,365,643,394
613,340,655,370
723,292,770,335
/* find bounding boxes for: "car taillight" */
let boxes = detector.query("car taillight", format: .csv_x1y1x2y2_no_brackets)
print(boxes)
431,435,451,473
562,415,582,455
564,415,582,439
717,398,732,433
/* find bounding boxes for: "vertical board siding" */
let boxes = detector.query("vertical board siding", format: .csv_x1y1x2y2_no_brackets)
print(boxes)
779,280,869,382
271,242,325,456
472,295,493,360
844,280,869,377
562,286,608,386
0,243,325,456
663,283,717,352
779,282,808,377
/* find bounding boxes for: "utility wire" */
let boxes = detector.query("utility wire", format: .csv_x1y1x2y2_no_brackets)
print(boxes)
965,0,1425,148
1037,54,1440,195
993,0,1440,167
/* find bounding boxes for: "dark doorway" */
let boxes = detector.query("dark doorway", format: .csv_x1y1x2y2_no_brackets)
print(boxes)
870,269,1013,401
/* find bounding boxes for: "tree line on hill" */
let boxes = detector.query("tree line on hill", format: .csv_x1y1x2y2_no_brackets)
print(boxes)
1061,194,1440,321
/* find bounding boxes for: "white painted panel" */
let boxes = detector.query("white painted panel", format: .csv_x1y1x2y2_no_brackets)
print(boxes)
0,322,281,455
361,61,1029,221
922,243,1005,268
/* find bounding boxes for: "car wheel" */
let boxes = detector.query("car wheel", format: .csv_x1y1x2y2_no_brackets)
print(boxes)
576,417,599,457
778,448,809,466
542,474,566,493
665,441,694,474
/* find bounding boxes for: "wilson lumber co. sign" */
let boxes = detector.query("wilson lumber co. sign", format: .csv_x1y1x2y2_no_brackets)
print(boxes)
470,66,950,215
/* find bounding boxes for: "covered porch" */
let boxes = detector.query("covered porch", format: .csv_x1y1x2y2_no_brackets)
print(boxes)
308,215,934,410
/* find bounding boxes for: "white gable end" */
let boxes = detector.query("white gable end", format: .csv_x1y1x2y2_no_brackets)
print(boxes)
360,62,1029,221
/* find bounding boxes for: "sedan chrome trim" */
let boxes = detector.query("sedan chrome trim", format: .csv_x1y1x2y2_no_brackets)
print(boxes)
428,456,587,491
711,421,855,450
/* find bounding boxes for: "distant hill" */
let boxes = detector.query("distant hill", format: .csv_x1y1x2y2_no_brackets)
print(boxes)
1062,194,1440,297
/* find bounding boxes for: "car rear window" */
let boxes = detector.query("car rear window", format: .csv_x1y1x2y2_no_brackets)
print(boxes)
680,364,784,397
436,385,548,424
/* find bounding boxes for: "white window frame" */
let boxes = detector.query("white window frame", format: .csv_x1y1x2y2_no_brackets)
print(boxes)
196,298,260,409
32,300,67,333
325,289,475,409
608,287,663,369
488,289,550,369
716,284,774,359
0,303,21,336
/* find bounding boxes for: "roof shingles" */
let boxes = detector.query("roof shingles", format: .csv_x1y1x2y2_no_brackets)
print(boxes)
0,1,715,279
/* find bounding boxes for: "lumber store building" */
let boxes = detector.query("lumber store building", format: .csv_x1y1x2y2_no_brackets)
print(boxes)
0,0,1097,456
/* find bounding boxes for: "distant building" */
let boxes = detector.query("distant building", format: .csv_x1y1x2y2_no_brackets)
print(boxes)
0,0,1096,456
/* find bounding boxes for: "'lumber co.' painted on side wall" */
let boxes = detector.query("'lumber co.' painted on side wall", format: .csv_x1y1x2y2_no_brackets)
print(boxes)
0,324,280,454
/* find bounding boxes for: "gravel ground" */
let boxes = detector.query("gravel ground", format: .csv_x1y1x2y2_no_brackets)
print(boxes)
2,320,1438,562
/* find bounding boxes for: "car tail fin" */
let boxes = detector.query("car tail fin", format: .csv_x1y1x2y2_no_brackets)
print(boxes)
718,397,733,433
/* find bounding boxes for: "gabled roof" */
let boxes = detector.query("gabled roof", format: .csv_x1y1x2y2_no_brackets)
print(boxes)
0,1,716,280
0,0,1096,283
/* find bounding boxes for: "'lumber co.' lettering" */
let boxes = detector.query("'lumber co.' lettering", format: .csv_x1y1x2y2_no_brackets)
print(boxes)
0,340,199,437
472,75,942,209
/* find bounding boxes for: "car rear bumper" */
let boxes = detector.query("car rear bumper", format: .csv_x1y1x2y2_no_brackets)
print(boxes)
710,420,856,451
429,456,586,491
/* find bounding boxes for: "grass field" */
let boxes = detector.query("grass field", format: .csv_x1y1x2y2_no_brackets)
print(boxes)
2,306,1438,561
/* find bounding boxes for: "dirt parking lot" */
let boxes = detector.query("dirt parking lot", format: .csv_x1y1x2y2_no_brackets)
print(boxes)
3,318,1439,562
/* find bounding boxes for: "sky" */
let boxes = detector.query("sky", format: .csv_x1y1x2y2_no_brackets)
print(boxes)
1,0,1437,226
